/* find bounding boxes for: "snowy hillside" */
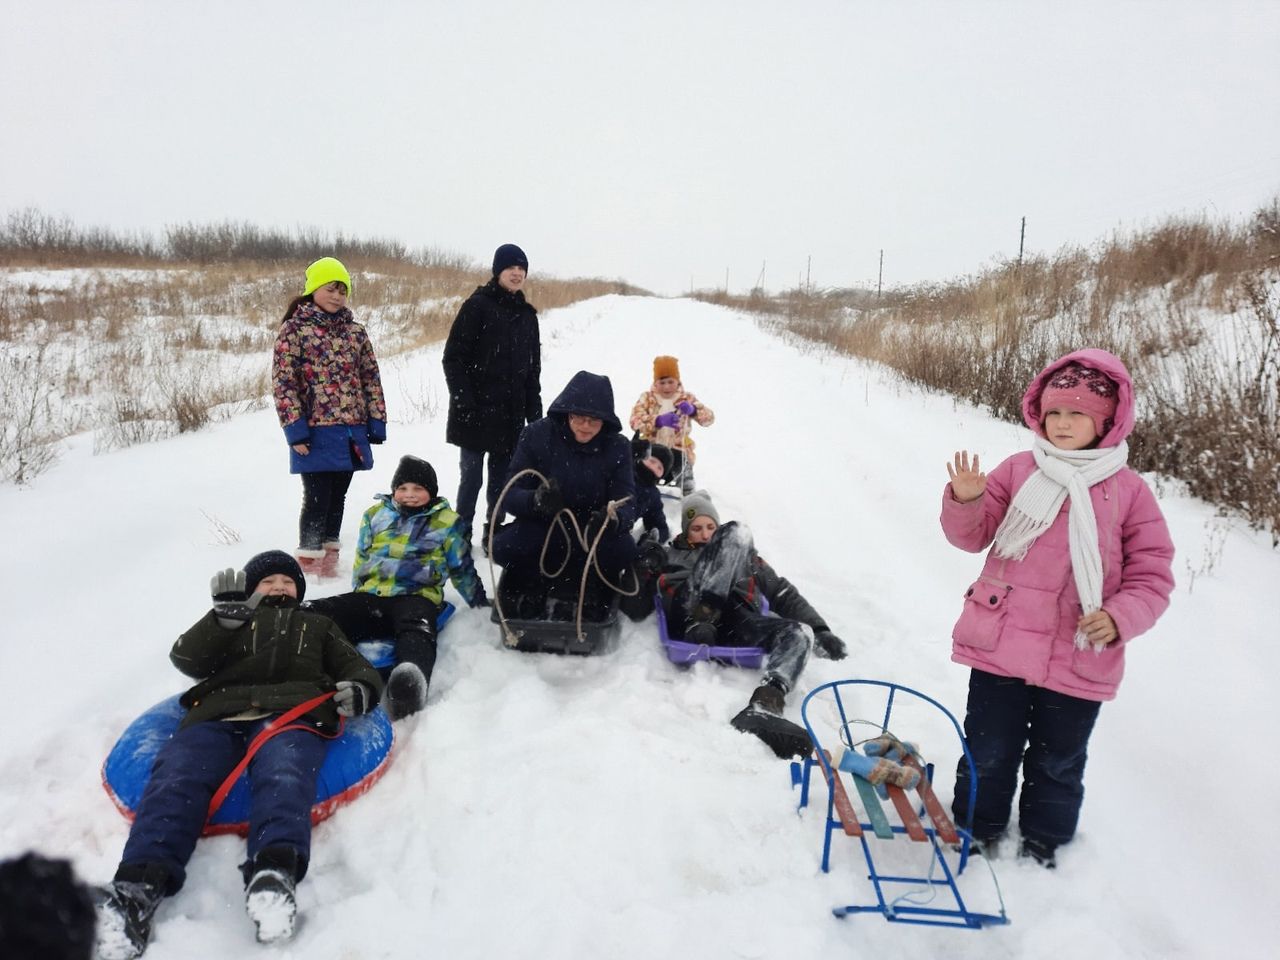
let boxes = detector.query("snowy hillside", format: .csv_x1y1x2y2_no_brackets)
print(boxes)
1,295,1276,959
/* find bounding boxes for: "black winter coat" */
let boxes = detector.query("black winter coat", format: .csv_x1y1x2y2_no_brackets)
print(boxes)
504,371,637,530
442,279,542,454
171,597,383,732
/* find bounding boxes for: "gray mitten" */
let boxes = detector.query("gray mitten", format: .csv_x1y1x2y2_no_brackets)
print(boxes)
334,681,372,717
210,568,263,628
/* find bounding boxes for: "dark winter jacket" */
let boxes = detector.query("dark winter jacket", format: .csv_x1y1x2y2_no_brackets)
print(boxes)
273,301,387,474
633,470,670,542
171,597,382,732
657,535,830,633
442,279,542,455
503,371,637,530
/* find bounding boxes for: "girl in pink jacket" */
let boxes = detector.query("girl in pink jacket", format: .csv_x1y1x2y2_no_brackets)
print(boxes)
941,348,1174,867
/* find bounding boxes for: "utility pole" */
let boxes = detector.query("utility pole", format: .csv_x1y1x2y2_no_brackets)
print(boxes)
724,267,729,295
805,255,811,294
1017,216,1026,267
877,249,884,300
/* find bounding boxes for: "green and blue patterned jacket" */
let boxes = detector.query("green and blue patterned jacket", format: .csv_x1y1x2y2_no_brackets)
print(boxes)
352,494,483,606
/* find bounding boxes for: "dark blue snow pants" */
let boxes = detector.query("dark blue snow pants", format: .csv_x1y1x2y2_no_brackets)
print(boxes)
120,718,329,892
951,668,1102,852
456,446,513,534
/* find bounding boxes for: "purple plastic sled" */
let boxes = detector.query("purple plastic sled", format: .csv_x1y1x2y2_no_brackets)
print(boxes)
653,594,765,668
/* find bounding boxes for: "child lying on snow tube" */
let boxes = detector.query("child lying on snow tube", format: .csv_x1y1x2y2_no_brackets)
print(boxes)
94,551,382,959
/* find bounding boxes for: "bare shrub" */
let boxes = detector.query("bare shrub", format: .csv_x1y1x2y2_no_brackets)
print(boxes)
95,395,170,453
202,510,242,546
0,344,65,484
716,198,1280,541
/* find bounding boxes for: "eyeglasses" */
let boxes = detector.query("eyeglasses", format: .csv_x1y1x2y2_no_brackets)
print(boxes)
568,414,602,426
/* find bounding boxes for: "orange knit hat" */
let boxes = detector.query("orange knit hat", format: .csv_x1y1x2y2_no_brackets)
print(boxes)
653,355,680,381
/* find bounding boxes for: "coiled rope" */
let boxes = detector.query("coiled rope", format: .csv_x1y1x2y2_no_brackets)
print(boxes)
485,467,639,647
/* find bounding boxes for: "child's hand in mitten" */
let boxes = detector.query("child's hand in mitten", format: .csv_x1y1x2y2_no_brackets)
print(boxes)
946,450,987,502
676,401,696,416
654,411,681,429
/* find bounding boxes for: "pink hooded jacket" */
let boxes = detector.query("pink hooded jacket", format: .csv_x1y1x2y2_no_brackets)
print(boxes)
940,348,1175,701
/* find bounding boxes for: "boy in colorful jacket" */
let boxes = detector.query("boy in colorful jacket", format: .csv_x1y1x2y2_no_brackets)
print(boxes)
305,455,488,720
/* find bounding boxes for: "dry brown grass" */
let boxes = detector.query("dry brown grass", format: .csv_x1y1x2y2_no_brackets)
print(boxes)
697,199,1280,541
0,213,652,483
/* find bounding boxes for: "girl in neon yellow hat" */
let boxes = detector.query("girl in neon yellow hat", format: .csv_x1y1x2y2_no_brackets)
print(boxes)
272,257,387,581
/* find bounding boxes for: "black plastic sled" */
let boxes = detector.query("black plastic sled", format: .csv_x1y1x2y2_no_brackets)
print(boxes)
491,569,620,656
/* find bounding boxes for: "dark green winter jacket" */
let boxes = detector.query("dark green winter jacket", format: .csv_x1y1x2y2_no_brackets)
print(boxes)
170,597,382,731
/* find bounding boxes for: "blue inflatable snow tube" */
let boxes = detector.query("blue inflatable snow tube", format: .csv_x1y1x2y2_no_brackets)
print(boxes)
102,696,394,837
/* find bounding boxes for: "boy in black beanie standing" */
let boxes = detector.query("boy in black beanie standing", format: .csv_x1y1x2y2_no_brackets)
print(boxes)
442,243,542,552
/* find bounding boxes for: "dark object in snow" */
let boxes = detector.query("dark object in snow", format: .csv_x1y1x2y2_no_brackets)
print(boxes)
0,852,96,960
385,663,428,720
730,705,812,759
93,863,168,960
243,846,299,944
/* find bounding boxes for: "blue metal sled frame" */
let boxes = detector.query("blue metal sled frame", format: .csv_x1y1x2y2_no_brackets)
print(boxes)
792,679,1009,929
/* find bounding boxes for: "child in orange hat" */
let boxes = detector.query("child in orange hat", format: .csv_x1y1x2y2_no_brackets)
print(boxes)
628,355,715,495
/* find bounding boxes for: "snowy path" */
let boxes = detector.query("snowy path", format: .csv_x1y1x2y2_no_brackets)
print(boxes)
1,295,1277,959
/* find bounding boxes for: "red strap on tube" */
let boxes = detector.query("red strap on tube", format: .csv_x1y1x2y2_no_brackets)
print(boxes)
206,691,341,821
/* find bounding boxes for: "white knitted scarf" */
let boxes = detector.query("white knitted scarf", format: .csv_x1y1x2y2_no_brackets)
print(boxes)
992,436,1129,650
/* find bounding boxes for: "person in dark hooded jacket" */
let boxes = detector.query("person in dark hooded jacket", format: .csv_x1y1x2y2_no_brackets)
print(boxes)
492,371,638,613
442,244,542,548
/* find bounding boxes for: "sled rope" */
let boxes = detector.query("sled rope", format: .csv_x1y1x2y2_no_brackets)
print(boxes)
206,691,340,821
487,467,639,646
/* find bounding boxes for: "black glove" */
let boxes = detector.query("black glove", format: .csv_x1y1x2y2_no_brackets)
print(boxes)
210,568,263,628
471,588,492,609
813,629,847,661
533,479,564,518
635,538,667,577
585,508,614,542
334,681,372,717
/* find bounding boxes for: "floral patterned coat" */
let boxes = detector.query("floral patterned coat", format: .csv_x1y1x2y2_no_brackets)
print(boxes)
273,302,387,474
628,388,714,465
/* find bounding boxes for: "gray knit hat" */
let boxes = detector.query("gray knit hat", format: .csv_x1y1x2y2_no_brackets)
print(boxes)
680,490,720,538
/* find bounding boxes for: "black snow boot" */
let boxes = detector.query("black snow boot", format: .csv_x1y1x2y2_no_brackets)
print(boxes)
746,678,786,717
731,679,812,760
94,863,170,959
385,662,428,720
243,846,300,944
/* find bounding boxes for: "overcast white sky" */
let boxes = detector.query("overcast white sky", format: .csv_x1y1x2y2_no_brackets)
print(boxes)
4,0,1278,295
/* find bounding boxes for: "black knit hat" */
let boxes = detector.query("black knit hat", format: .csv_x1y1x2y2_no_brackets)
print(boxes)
243,550,306,601
391,455,437,497
492,243,529,276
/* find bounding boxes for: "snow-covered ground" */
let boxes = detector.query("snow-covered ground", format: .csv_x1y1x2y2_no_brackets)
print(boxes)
1,295,1276,959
